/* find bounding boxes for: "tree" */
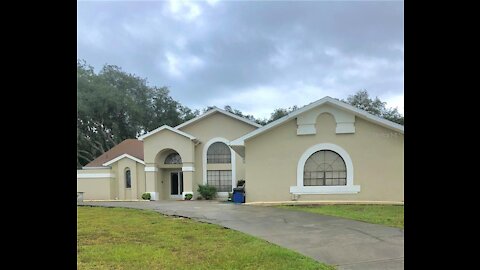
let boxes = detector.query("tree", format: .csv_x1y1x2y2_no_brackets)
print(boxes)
268,105,298,123
77,60,199,168
343,90,404,125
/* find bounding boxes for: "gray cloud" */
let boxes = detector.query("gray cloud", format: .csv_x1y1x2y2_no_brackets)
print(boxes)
78,0,404,118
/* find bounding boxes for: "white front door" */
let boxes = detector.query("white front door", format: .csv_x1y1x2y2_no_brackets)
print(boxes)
170,171,183,199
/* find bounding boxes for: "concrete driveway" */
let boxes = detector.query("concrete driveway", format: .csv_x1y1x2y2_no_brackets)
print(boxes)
78,201,404,270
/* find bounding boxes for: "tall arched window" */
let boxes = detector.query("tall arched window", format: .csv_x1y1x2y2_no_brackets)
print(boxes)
304,150,346,186
125,169,131,188
165,153,182,164
207,142,231,164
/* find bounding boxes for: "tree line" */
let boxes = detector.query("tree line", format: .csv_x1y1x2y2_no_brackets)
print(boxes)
77,60,403,168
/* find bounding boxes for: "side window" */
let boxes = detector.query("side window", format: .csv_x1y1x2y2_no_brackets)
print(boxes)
125,169,131,188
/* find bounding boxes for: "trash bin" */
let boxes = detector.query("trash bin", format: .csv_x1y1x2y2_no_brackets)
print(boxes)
232,187,245,203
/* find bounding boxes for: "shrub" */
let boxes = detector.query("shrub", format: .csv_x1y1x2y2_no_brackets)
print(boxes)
237,180,245,187
197,184,217,200
197,195,203,200
142,192,151,200
228,192,233,201
184,193,193,200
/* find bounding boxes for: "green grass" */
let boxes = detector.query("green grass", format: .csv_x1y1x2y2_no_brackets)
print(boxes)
77,206,334,270
277,204,404,228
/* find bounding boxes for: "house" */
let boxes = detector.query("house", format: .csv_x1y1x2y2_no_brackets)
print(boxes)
77,96,404,203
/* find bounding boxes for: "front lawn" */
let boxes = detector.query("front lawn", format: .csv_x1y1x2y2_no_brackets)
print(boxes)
77,206,334,270
277,204,404,228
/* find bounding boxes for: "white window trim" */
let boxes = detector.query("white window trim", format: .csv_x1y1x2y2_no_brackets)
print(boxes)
169,171,184,199
203,137,236,192
290,143,360,194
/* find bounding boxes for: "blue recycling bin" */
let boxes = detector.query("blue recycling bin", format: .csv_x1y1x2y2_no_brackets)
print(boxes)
232,190,245,203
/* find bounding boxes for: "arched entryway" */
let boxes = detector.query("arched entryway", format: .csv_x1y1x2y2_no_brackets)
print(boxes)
141,126,197,200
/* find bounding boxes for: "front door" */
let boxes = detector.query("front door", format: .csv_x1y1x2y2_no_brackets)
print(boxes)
170,172,183,199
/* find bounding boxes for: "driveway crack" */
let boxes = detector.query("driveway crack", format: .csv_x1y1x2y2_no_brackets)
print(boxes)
346,227,385,242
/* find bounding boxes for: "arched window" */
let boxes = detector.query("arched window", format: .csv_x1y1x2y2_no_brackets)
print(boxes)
125,169,131,188
207,142,231,164
304,150,346,186
165,153,182,164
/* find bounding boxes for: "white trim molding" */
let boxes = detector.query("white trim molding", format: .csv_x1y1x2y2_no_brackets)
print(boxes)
77,173,115,179
82,166,111,170
290,143,360,194
182,166,195,172
202,137,236,191
296,105,356,135
137,125,197,141
102,154,145,166
144,167,158,172
175,107,262,130
231,96,404,147
290,185,361,194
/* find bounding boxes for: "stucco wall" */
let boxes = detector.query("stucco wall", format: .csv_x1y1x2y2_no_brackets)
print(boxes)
77,161,146,200
178,112,258,194
136,163,146,198
110,163,118,199
244,113,403,202
77,168,114,200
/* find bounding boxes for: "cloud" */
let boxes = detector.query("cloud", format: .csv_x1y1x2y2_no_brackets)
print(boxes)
208,82,338,119
77,1,404,118
205,0,220,6
161,51,205,78
382,93,404,114
165,0,203,22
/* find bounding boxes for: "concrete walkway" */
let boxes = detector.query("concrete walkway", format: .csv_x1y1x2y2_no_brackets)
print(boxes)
78,201,404,270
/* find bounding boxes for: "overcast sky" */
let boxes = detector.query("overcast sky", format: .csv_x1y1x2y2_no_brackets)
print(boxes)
77,0,404,119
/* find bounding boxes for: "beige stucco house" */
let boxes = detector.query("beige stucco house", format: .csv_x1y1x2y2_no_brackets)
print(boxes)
77,96,404,203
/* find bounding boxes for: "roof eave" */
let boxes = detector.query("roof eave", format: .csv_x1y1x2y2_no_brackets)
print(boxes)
102,154,146,166
137,125,197,141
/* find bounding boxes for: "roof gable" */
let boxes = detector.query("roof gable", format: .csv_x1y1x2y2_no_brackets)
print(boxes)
137,125,197,141
102,154,145,166
230,96,404,146
175,107,262,130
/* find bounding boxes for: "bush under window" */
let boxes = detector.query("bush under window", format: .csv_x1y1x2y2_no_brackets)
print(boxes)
197,184,217,200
